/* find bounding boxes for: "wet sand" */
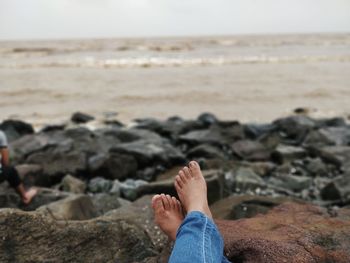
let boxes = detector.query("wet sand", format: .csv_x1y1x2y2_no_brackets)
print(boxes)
1,34,349,128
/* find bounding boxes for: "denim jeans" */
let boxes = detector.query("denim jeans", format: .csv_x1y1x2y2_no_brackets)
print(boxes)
169,211,231,263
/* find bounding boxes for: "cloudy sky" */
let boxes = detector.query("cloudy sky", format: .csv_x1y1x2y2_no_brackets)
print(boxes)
0,0,349,40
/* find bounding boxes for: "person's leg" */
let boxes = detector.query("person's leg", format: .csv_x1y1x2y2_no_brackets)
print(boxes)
1,166,37,204
170,161,231,263
169,211,228,263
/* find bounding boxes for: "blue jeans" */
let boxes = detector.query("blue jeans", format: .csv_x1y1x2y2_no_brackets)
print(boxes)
169,211,231,263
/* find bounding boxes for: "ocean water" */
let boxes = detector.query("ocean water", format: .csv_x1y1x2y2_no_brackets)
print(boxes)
0,33,350,128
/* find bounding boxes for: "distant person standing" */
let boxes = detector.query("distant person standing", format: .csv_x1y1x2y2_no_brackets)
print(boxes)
0,130,37,204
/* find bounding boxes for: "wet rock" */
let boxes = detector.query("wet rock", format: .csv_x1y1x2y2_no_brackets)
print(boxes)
187,143,227,160
110,139,185,167
228,167,266,192
0,208,156,262
244,123,275,139
303,158,331,177
90,193,124,216
271,145,307,164
179,123,244,146
305,127,350,147
309,146,350,170
120,179,149,201
320,173,350,202
268,174,312,192
211,194,303,220
0,119,34,142
109,179,121,195
232,140,270,161
273,115,316,145
87,177,113,193
71,112,95,124
26,149,87,186
88,152,138,180
197,112,219,126
217,203,350,263
60,174,86,194
37,194,97,220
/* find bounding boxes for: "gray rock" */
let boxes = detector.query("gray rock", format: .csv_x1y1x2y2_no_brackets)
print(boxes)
120,179,149,201
320,173,350,202
88,177,113,193
187,143,227,160
271,145,307,164
90,193,124,215
197,112,219,126
179,124,245,146
61,174,86,194
273,115,316,144
37,194,97,220
110,139,185,167
232,140,270,161
268,174,312,192
88,152,138,180
230,167,266,192
0,119,34,142
71,112,95,124
110,179,121,195
303,158,331,177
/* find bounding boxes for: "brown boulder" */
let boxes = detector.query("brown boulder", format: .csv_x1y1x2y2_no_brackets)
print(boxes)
0,208,156,263
217,202,350,263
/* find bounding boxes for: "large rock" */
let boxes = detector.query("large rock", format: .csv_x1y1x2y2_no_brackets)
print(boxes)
217,202,350,263
37,194,97,220
226,167,266,193
0,119,34,142
232,140,271,161
211,194,303,220
271,145,307,164
179,123,244,146
0,208,157,262
60,174,86,194
273,115,316,145
88,152,138,180
187,143,227,160
110,139,185,167
320,173,350,202
71,112,95,124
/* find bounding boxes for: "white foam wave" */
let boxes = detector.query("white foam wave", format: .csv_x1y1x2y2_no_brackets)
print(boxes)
2,55,350,69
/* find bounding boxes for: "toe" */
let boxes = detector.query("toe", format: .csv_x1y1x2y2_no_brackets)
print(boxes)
189,161,201,178
166,195,175,209
161,194,171,210
179,170,187,183
183,167,191,179
152,195,164,213
175,175,183,188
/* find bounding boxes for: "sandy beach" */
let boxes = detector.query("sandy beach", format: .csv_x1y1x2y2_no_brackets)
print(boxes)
1,33,350,128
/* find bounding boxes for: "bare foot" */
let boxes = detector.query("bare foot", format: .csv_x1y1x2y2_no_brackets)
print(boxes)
22,188,38,205
152,194,184,241
174,161,212,219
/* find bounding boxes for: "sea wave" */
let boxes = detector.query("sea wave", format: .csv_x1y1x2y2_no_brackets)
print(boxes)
1,55,350,69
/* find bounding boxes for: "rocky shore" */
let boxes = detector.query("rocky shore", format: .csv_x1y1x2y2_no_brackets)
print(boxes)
0,112,350,262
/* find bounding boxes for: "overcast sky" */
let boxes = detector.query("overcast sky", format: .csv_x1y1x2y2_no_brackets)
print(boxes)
0,0,349,40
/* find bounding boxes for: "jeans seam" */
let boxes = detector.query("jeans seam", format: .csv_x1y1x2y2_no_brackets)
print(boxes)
202,215,207,263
